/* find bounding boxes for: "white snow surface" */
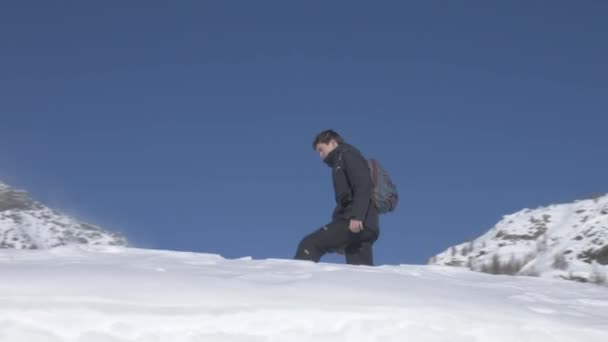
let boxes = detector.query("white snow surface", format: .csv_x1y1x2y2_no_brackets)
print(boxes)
431,194,608,283
1,246,607,342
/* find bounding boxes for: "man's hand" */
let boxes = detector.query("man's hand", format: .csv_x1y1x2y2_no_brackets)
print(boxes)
349,219,364,233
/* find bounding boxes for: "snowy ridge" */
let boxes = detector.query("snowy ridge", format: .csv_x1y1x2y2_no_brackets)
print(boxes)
0,181,126,249
430,194,608,284
1,245,607,341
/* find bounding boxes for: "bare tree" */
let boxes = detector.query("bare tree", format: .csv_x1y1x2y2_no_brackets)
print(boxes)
552,254,569,270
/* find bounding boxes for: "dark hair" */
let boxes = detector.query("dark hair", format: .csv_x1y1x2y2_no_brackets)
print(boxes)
312,129,344,150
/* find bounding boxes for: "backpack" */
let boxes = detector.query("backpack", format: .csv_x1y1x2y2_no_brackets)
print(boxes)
367,159,398,213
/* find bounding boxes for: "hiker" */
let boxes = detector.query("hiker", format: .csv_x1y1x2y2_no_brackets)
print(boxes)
295,130,381,266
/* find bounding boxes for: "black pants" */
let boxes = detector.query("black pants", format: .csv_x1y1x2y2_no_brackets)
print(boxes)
294,220,378,266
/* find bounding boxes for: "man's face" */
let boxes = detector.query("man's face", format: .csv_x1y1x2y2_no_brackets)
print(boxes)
315,140,339,160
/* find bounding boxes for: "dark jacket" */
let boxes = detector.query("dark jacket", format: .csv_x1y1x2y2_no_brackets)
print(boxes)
323,143,379,233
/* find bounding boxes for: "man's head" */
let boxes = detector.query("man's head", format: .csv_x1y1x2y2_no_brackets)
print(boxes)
313,129,344,160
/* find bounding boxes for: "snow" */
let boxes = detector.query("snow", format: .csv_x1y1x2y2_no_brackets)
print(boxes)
1,246,607,341
432,194,608,282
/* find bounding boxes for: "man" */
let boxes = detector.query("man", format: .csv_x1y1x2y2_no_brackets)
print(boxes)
295,129,380,266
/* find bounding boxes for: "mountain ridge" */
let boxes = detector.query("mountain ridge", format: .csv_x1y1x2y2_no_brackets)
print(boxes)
0,181,127,249
430,193,608,284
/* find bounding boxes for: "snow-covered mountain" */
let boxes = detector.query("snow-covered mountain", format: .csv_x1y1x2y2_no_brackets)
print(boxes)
430,193,608,284
0,181,127,249
1,245,607,341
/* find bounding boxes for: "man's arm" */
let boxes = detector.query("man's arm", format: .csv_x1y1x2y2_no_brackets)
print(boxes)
342,151,372,222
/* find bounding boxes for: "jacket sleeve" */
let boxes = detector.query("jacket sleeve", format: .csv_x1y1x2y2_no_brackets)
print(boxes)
342,151,372,221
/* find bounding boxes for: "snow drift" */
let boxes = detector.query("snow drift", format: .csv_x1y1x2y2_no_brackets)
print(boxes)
1,245,607,342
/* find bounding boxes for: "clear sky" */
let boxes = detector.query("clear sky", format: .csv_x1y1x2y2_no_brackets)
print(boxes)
1,1,607,265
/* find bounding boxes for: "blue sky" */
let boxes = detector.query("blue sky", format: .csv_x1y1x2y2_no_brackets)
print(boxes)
1,1,606,265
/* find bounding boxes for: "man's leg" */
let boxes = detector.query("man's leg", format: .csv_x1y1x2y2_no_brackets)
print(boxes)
345,241,374,266
295,220,352,262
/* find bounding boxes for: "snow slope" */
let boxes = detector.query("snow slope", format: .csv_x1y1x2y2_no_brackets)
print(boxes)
0,181,126,249
430,194,608,284
1,246,607,342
